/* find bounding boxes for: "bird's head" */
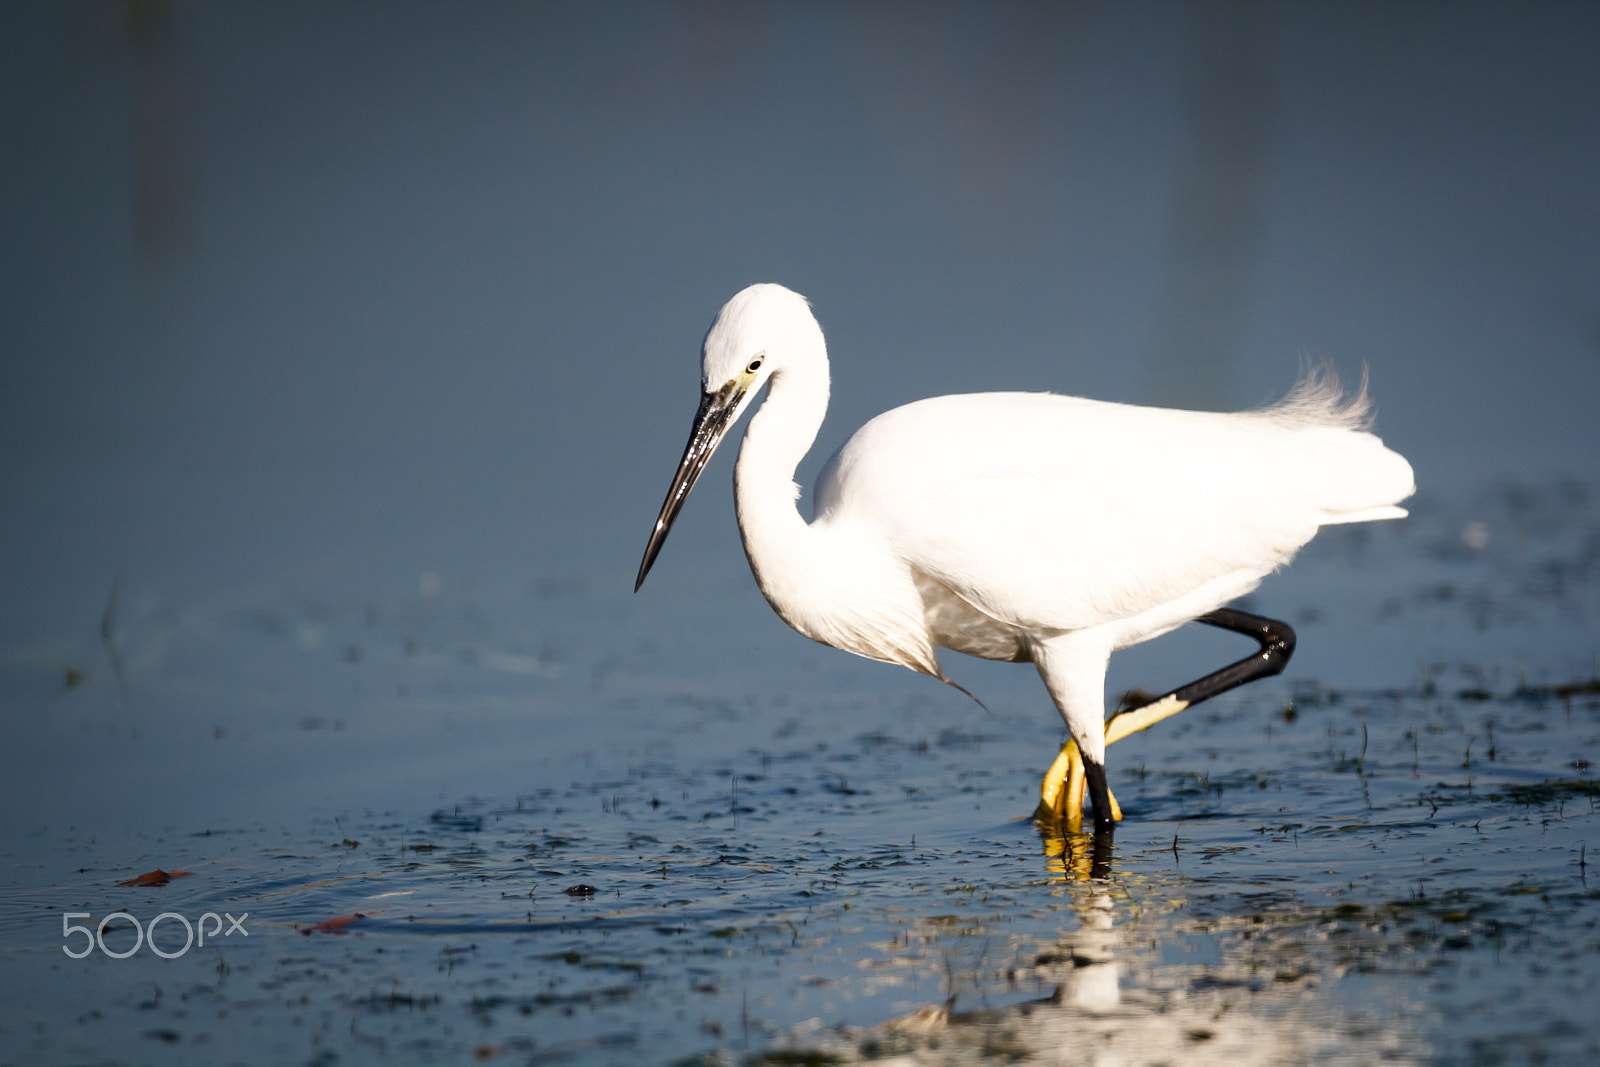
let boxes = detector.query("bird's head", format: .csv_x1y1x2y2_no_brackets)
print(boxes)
699,283,821,425
635,284,822,592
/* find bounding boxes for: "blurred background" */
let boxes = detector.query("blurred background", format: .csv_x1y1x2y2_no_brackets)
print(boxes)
2,0,1598,823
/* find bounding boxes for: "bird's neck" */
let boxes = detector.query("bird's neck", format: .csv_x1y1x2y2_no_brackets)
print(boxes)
733,359,830,627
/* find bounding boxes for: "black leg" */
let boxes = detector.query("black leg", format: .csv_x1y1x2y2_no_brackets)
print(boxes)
1177,607,1296,705
1083,756,1116,835
1042,606,1296,834
1104,607,1296,745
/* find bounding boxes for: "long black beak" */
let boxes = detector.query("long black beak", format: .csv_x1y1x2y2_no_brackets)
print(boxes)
635,380,747,591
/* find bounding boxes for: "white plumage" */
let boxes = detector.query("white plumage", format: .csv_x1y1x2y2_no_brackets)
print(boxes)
637,283,1414,829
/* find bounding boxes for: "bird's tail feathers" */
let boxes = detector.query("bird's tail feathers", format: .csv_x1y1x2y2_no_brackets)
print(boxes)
1256,359,1374,431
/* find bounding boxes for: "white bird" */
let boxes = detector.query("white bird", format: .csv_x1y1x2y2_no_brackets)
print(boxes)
636,284,1415,833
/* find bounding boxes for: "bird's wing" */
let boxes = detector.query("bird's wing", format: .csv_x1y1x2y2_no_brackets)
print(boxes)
815,392,1408,635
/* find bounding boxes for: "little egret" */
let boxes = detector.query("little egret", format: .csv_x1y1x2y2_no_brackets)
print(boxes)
636,284,1414,833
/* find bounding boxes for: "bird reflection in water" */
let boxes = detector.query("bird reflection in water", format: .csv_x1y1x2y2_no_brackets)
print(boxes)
1040,823,1116,882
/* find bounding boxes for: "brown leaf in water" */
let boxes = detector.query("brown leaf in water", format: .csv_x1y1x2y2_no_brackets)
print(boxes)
116,869,193,887
302,912,368,935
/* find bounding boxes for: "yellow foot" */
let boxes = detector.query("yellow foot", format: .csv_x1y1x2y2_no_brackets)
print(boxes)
1035,738,1121,827
1036,694,1192,826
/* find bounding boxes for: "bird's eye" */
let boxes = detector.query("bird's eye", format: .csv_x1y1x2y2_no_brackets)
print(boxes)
746,357,763,374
